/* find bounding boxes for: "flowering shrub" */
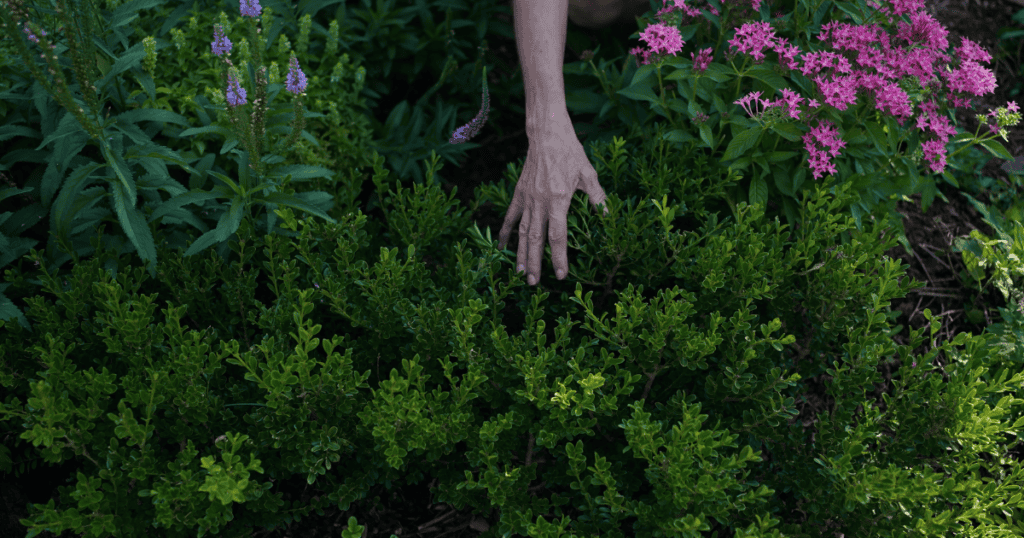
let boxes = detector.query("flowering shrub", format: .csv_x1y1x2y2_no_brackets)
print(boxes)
0,0,517,324
563,0,1020,252
0,0,370,305
1,1,1023,536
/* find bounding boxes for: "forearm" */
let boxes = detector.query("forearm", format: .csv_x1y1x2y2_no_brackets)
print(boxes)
513,0,571,136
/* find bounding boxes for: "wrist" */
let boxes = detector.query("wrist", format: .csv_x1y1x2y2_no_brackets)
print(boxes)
526,107,572,138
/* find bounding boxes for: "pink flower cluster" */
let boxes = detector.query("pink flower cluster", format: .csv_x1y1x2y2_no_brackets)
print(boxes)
628,0,1011,181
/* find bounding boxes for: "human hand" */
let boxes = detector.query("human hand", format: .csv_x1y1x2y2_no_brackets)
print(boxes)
497,122,609,286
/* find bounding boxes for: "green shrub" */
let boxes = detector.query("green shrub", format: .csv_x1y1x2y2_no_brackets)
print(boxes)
950,191,1024,392
2,125,1022,536
2,1,1023,536
0,0,503,329
115,0,378,190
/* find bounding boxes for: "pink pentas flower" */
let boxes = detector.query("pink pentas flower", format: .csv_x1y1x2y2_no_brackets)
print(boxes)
723,5,998,175
734,87,810,136
797,49,854,80
774,88,808,121
629,45,654,67
803,119,847,180
943,59,996,100
870,0,926,18
631,0,739,66
691,47,714,73
734,91,769,121
728,21,777,64
810,72,860,112
638,23,685,59
763,36,802,71
656,0,710,24
630,0,1011,180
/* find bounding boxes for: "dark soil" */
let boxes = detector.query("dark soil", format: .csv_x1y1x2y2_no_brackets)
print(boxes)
3,0,1023,537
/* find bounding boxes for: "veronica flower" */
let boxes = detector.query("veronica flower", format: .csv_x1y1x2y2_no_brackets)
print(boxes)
211,23,232,56
22,22,46,43
285,55,307,94
226,67,247,107
240,0,261,18
449,66,490,144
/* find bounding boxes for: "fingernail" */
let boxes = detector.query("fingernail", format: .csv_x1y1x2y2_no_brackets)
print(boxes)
528,274,538,285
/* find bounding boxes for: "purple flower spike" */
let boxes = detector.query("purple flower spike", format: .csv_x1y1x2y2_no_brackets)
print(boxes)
450,124,472,144
240,0,262,18
449,66,490,144
286,56,307,95
23,23,46,43
211,24,232,56
226,69,247,106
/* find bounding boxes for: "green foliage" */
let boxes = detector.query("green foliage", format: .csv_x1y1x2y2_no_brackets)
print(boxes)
119,0,378,190
0,0,384,332
2,118,1024,536
0,0,531,333
2,0,1024,536
949,192,1024,386
945,142,1024,225
560,0,1023,260
322,0,527,186
993,6,1024,103
952,197,1024,312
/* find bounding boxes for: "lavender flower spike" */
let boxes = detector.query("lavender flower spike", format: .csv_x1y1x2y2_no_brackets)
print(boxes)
449,66,489,144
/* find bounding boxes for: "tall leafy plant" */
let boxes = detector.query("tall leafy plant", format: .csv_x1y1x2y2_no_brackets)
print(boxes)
0,0,353,332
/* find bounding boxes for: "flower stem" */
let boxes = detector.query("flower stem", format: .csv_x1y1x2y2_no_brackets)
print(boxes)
655,64,675,125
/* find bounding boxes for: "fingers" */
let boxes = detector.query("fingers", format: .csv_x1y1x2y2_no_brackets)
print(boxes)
499,189,528,282
498,187,524,252
500,144,608,286
521,205,545,285
580,164,609,215
547,197,569,281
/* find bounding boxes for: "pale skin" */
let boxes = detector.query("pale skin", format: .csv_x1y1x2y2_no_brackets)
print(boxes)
501,0,649,286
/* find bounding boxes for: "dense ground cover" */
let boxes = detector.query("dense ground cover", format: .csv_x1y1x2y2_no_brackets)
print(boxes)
1,0,1023,536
